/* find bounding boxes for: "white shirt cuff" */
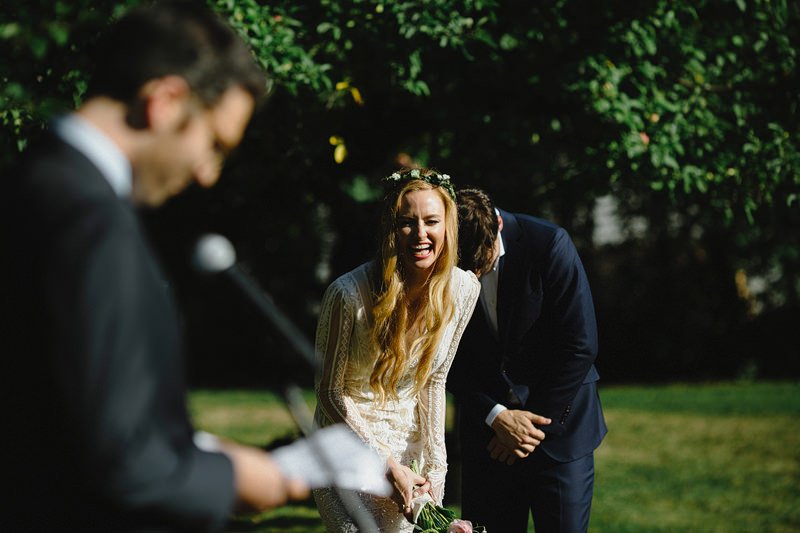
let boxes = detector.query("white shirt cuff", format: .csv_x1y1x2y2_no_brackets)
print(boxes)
485,404,508,427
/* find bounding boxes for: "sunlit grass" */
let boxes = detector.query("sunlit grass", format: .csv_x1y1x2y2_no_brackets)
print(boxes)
189,381,800,532
592,382,800,532
190,389,310,446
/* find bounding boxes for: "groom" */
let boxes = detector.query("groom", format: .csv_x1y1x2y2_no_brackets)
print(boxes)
0,3,308,531
447,188,607,532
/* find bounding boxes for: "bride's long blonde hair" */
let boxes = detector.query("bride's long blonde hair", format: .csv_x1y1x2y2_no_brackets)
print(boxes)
369,173,459,403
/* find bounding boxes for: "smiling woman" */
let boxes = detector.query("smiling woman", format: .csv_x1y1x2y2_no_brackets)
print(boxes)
396,188,447,284
311,168,481,532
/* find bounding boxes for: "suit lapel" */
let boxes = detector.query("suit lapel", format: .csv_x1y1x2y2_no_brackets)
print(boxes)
497,209,523,351
473,296,502,349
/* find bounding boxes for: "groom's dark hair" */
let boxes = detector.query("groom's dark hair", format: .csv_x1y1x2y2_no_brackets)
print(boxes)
457,187,500,276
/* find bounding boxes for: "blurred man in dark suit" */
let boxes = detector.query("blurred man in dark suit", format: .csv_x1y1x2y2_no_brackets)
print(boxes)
1,2,308,530
448,188,607,532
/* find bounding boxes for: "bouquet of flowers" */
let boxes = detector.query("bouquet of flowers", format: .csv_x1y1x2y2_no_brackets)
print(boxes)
410,461,487,533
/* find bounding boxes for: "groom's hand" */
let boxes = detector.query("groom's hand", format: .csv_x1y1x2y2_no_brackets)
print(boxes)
489,409,551,462
488,436,519,464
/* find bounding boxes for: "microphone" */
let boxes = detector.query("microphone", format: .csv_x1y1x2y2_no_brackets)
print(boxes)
193,233,237,273
192,234,381,532
192,233,317,372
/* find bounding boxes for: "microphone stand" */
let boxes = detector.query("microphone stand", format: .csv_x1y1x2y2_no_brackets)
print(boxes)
222,265,380,532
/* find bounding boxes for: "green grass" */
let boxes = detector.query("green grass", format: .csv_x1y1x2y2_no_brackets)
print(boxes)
591,382,800,532
189,381,800,532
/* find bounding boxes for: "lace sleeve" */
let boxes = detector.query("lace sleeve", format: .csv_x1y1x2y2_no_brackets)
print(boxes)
419,269,481,504
314,277,384,454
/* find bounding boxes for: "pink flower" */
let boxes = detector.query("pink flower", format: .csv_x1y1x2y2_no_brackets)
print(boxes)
448,519,473,533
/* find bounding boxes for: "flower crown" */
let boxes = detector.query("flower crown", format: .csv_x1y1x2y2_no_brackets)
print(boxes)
382,168,456,201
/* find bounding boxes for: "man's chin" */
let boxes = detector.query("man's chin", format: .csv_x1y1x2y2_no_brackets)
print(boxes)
133,191,168,208
133,181,190,208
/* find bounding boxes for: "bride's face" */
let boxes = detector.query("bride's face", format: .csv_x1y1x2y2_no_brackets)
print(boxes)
396,189,446,281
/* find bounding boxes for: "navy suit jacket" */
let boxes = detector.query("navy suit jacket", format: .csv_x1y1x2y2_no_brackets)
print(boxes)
1,134,235,531
448,209,607,462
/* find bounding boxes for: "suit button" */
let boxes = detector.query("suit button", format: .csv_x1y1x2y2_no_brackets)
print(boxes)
560,404,571,424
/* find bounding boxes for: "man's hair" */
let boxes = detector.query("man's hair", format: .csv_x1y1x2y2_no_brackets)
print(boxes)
457,187,499,275
87,1,266,105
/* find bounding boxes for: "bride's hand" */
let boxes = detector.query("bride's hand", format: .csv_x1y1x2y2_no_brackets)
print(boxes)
386,458,430,521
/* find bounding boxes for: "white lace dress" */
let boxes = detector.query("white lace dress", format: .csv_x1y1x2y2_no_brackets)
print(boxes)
313,262,480,532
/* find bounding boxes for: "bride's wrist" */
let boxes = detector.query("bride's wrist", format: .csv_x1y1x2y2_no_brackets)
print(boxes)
385,457,401,474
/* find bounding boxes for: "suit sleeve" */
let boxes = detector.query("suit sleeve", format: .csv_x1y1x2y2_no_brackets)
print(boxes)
446,304,509,422
446,352,509,422
529,227,598,437
46,198,235,531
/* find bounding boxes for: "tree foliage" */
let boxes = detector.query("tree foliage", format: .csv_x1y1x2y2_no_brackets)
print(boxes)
2,0,797,383
574,0,799,221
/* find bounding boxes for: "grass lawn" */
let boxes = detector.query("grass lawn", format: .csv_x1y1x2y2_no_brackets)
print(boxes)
189,381,800,532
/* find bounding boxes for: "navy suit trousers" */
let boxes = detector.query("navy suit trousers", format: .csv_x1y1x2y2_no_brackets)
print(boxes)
461,446,595,533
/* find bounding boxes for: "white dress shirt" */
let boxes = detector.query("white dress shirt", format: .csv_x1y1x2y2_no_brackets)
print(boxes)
480,229,509,427
53,114,132,198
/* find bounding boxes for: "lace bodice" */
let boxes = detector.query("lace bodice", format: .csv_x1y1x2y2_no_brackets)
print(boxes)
313,263,479,532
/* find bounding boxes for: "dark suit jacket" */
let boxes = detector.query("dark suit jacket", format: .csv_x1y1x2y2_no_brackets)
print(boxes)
448,209,607,463
1,134,235,531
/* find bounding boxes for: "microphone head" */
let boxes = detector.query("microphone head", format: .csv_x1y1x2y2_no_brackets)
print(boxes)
193,233,237,273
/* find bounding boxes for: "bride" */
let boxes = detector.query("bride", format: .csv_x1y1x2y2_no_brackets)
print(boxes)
313,168,480,532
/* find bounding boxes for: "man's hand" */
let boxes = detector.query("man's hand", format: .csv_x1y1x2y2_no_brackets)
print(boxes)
268,424,392,496
488,436,521,465
222,441,310,513
489,409,551,463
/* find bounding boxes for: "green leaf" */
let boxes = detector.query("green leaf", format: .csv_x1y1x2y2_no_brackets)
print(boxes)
48,22,69,46
499,33,518,50
0,23,20,39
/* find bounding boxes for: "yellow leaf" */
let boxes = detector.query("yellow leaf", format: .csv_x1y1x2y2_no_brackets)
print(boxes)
334,143,347,164
329,135,342,146
350,87,364,105
335,81,349,91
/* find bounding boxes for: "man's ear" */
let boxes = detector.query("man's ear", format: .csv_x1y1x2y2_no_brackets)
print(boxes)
140,75,192,131
497,214,504,233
